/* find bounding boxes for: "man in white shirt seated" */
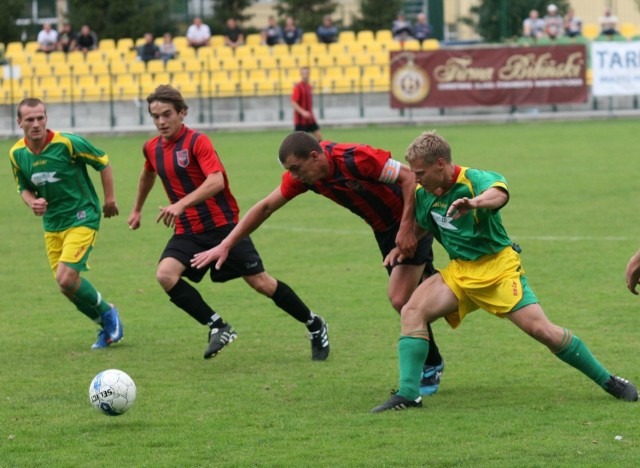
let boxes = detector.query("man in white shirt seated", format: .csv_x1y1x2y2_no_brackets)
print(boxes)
37,22,59,53
186,17,211,49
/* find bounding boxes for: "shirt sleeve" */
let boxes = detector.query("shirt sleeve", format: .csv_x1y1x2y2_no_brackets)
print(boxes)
280,171,308,200
192,134,224,175
353,144,392,179
66,133,109,170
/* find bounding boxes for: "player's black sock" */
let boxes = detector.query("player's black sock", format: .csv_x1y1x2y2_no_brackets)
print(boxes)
424,321,443,366
168,278,226,327
270,280,314,324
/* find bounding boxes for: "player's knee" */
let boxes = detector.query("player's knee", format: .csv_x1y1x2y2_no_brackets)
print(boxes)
155,268,178,290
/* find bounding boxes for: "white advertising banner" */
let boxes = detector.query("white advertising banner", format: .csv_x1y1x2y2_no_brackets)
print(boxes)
591,41,640,96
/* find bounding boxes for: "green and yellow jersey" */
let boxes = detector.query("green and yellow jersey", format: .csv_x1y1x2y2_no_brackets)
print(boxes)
9,130,109,232
415,165,511,261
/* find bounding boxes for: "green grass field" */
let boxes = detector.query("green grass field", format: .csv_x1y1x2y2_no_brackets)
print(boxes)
1,121,639,466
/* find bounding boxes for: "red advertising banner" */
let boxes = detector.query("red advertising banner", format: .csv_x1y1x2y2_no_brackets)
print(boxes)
390,45,588,108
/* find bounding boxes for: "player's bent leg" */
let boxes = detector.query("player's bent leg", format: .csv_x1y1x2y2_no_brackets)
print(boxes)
156,257,186,291
508,304,637,401
388,263,424,313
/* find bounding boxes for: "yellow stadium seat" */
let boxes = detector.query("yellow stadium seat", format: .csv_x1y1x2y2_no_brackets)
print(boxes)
29,53,50,65
129,61,146,74
620,23,638,39
183,57,206,72
376,29,393,43
211,35,225,47
173,36,189,50
357,30,375,44
582,23,600,40
338,31,356,43
371,51,390,66
343,65,361,80
165,59,184,73
334,53,354,67
258,55,277,71
89,62,109,75
48,51,67,64
147,60,165,73
302,32,318,44
25,41,40,55
52,62,71,76
245,33,262,47
271,43,290,57
5,41,24,58
238,56,259,71
353,53,374,66
117,38,135,52
422,39,440,50
99,38,116,50
32,63,53,77
68,62,90,76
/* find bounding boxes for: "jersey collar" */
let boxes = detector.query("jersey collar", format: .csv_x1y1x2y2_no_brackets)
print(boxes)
25,129,55,155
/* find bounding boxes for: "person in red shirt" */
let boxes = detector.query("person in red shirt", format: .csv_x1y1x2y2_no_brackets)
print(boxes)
128,85,329,361
292,67,322,141
192,131,446,396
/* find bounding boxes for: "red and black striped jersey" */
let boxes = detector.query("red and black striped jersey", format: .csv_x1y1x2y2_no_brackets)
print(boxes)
292,81,315,126
142,125,239,234
280,141,404,232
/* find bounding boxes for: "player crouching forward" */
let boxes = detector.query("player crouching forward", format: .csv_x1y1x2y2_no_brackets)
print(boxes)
372,130,637,412
128,85,329,360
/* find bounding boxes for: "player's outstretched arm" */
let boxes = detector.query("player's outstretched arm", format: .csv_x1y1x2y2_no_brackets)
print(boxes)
446,187,509,219
128,169,156,230
191,187,289,270
625,248,640,295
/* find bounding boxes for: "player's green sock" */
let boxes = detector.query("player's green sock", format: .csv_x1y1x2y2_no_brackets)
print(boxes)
554,329,610,387
67,277,111,322
397,334,430,401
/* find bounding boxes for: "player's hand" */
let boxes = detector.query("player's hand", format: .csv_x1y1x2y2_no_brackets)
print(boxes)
396,226,417,259
191,246,229,270
30,198,48,216
447,197,474,219
128,211,142,230
383,247,405,268
625,256,640,295
103,200,119,218
156,203,184,228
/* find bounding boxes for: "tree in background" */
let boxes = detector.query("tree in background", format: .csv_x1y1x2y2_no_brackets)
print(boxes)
0,0,27,44
350,0,403,32
463,0,570,42
211,0,254,35
67,0,181,40
275,0,337,35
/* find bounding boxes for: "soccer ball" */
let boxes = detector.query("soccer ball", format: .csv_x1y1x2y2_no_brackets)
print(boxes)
89,369,136,416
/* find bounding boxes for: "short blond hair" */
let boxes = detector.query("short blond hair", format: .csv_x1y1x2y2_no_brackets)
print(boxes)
405,130,451,165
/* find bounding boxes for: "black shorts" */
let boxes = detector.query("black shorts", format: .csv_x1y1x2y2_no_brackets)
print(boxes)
160,225,265,283
375,226,435,277
295,122,320,133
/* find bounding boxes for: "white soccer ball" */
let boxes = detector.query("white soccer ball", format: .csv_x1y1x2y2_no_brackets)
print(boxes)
89,369,136,416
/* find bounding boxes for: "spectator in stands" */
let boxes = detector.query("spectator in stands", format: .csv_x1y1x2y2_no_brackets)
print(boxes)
224,18,244,49
261,15,283,46
136,32,160,63
57,23,76,53
413,13,432,45
159,32,178,64
564,7,582,38
522,9,545,40
543,4,563,40
291,67,321,141
392,13,413,42
37,22,58,53
599,7,619,36
186,16,211,49
316,15,338,44
282,16,302,45
76,24,98,53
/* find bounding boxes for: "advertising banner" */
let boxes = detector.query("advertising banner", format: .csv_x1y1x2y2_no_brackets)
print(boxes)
591,41,640,96
390,45,588,108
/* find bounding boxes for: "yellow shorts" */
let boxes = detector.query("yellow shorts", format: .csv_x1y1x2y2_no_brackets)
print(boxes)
439,246,538,329
44,226,97,275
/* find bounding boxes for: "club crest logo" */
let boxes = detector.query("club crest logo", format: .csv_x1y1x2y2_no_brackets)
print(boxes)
176,149,189,167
